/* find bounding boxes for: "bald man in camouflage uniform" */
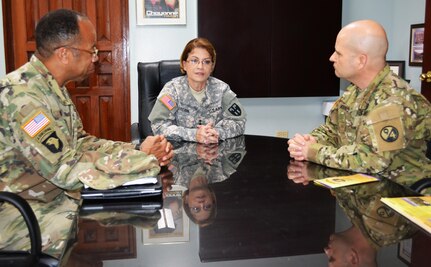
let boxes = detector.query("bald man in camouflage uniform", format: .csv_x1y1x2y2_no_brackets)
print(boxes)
0,9,173,194
149,38,246,143
288,20,431,187
332,179,417,250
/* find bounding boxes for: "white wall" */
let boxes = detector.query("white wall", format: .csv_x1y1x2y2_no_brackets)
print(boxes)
128,0,426,137
342,0,425,91
0,0,426,137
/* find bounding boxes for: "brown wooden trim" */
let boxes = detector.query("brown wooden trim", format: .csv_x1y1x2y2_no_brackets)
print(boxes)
2,0,14,72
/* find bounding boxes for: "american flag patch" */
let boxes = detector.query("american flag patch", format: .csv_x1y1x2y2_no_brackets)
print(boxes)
160,94,176,110
22,112,50,137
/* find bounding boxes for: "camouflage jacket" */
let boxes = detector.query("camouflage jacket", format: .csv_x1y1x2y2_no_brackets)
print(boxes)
149,76,247,142
170,136,246,187
0,56,160,194
308,65,431,179
333,179,418,249
0,192,79,260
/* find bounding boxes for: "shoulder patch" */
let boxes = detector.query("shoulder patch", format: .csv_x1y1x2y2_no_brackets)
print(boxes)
380,126,399,142
159,94,176,111
41,131,64,153
228,103,242,116
21,111,51,137
367,104,405,152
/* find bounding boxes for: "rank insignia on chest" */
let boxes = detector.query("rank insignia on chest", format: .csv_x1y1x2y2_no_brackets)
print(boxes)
228,103,242,116
160,94,176,110
21,111,51,137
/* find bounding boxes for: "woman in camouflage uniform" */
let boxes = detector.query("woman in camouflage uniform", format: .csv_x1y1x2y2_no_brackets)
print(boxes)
149,38,247,144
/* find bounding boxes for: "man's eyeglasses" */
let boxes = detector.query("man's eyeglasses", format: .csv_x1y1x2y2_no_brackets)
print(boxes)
67,46,99,59
187,58,213,67
190,204,213,213
56,46,99,60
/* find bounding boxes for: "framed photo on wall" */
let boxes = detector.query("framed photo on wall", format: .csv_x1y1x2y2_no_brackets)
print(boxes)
409,23,425,66
387,60,405,79
136,0,186,25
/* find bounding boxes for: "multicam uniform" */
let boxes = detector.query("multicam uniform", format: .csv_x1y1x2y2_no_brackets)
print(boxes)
308,65,431,183
149,76,247,142
333,179,418,249
0,55,160,192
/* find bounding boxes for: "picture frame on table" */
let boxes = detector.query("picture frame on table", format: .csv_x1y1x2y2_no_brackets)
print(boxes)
409,23,425,66
387,60,406,79
136,0,186,26
142,189,190,245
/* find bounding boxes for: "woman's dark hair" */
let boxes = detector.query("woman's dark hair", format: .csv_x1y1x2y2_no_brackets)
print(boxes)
35,9,86,57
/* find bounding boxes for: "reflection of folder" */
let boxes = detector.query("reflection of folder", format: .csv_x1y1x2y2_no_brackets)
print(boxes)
154,208,176,233
79,197,163,228
80,176,162,200
80,199,162,215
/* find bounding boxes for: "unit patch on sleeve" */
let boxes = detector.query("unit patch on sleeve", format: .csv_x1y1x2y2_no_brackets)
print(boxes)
21,111,51,137
380,126,399,142
41,131,63,153
228,103,242,116
160,94,176,111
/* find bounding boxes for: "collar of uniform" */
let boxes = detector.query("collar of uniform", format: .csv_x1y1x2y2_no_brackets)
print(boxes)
30,55,73,106
367,65,391,92
355,65,391,111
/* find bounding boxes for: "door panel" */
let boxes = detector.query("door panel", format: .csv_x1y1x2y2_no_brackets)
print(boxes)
3,0,130,141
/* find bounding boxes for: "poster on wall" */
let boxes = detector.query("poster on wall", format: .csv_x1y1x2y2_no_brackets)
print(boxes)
136,0,186,25
409,23,424,66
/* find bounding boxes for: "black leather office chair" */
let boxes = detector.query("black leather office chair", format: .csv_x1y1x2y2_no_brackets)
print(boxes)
131,60,183,144
410,140,431,193
0,192,58,267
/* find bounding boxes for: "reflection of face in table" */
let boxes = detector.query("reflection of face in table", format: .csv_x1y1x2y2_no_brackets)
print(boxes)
65,135,425,267
183,179,217,226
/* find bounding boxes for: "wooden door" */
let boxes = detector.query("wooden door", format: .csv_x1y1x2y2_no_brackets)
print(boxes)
2,0,130,142
421,0,431,101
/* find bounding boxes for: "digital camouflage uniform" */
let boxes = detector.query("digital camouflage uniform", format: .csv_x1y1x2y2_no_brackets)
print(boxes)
170,136,246,187
0,55,160,194
308,65,431,187
333,179,418,249
149,76,247,142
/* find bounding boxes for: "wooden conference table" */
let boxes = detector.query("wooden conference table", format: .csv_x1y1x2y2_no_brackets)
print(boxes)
63,135,428,267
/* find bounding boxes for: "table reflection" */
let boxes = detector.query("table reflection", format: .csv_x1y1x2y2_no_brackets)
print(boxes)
60,135,428,267
169,135,246,227
288,160,421,266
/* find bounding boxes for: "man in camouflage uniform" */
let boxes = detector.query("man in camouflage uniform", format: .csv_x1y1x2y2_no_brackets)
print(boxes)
0,9,172,258
332,179,418,250
288,20,431,187
0,9,173,193
149,37,246,143
287,162,418,265
325,179,418,266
